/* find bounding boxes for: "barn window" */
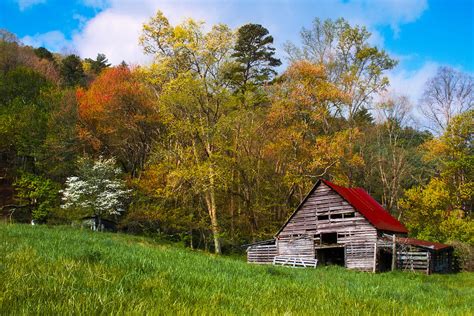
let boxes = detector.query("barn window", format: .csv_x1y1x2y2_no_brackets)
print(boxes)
321,232,338,244
343,212,355,218
331,214,343,219
317,215,329,221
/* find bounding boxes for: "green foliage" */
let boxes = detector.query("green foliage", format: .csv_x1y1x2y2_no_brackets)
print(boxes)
450,241,474,271
33,47,55,62
0,66,60,177
84,53,111,75
285,18,397,122
400,111,474,244
39,89,80,179
1,224,473,315
0,19,471,257
13,173,60,221
0,66,50,104
60,54,85,87
230,23,281,89
400,178,474,243
0,29,19,73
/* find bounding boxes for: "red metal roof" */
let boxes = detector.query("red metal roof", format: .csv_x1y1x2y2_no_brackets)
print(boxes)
322,180,408,233
396,237,451,250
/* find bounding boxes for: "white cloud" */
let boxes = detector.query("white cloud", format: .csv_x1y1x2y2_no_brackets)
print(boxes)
68,0,428,65
71,0,226,64
72,10,153,65
337,0,428,37
21,30,73,53
387,61,438,104
16,0,46,11
386,61,439,127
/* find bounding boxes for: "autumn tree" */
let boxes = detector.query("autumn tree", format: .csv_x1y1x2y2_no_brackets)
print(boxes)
140,11,236,253
265,61,348,200
400,110,473,243
77,66,162,177
0,29,20,73
285,18,397,123
364,94,431,214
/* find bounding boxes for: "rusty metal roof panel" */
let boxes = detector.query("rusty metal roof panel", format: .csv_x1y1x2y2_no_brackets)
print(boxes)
322,179,409,234
396,237,452,250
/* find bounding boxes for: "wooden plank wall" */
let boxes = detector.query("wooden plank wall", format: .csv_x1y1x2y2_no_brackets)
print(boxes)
247,244,277,264
277,235,315,259
396,247,430,274
345,243,376,272
277,182,378,271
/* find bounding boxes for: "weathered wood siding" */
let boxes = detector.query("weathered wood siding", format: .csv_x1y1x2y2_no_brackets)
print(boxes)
277,182,377,271
396,247,430,274
345,243,377,272
247,243,277,264
276,235,314,259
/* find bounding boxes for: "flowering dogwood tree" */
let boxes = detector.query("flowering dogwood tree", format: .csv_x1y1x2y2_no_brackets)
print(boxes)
61,157,130,231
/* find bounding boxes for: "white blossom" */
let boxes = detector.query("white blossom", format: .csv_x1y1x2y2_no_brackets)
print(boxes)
61,157,130,217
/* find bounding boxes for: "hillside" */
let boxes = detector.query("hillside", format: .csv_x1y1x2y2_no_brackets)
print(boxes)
0,225,473,315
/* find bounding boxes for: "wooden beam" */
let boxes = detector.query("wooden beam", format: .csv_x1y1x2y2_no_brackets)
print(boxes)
373,242,377,273
391,234,396,271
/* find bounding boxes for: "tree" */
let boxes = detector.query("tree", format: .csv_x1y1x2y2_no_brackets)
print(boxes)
85,53,111,75
0,29,19,73
0,66,50,104
0,67,54,175
13,172,60,222
140,11,236,253
34,47,55,62
285,18,397,123
39,89,80,180
77,66,163,177
229,23,281,91
420,67,473,134
61,157,130,230
373,94,413,213
60,54,85,87
399,110,473,243
264,61,348,199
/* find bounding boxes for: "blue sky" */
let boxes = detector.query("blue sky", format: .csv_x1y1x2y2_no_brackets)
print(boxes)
1,0,473,103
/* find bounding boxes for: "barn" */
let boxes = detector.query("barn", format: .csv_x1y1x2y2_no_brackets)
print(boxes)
247,179,453,274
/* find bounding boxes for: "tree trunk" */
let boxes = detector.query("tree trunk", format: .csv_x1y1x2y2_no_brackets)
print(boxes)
205,164,221,254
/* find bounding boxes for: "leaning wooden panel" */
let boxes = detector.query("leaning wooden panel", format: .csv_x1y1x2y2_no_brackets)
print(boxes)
247,244,277,264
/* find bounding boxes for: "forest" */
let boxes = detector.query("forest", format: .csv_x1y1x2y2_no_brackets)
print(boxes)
0,11,472,262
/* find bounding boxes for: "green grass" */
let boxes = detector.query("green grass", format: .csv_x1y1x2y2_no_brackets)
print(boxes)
0,224,473,315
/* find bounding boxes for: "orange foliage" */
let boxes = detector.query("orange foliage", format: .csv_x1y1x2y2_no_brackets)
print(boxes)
76,66,161,176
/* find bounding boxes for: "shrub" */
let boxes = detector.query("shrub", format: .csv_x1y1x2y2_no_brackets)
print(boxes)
451,241,474,272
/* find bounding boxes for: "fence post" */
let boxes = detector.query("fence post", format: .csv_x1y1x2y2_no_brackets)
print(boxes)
391,234,396,271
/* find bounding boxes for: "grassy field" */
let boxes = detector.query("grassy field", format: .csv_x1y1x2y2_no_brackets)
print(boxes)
0,224,473,315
